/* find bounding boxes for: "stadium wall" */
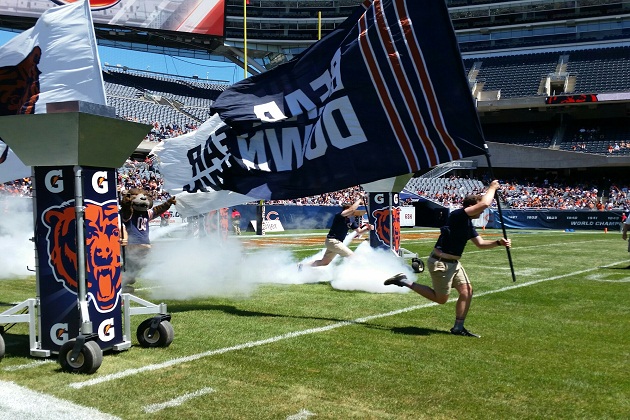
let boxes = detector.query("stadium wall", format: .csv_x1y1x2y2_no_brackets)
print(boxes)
3,198,624,232
232,205,624,232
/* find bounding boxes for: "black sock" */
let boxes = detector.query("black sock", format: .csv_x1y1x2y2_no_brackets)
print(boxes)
453,318,465,331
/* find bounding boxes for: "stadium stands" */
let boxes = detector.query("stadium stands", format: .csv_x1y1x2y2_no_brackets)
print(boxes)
559,118,630,155
567,47,630,94
466,53,557,99
464,46,630,99
482,121,556,147
104,68,224,140
4,1,630,214
403,176,485,208
400,174,630,210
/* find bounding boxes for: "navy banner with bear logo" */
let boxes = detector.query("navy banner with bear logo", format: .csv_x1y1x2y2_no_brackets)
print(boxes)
35,166,123,352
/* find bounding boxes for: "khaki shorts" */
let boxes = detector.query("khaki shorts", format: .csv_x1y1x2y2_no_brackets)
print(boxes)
323,237,354,259
427,256,470,296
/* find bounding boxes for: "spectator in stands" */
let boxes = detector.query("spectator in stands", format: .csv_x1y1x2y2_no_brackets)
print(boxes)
299,196,373,269
384,180,511,338
0,178,31,196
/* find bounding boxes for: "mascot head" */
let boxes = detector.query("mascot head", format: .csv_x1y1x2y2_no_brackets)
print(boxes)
121,188,153,213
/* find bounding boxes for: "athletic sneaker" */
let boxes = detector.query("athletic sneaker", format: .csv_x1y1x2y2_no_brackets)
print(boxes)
384,273,409,287
450,327,481,338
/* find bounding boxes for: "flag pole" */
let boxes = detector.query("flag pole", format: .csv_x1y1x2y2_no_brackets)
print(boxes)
318,11,321,40
243,0,248,79
484,144,516,282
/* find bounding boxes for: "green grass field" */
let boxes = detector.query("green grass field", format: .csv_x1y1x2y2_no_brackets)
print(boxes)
1,228,629,419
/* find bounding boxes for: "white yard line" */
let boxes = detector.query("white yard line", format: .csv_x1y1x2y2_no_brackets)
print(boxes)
0,380,120,420
142,387,215,413
2,359,55,372
286,408,317,419
69,260,626,390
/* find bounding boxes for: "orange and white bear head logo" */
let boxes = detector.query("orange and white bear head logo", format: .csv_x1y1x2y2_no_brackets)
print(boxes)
43,199,121,312
372,207,401,251
0,46,41,116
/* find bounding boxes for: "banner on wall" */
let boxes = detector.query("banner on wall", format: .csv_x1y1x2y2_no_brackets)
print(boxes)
488,209,623,230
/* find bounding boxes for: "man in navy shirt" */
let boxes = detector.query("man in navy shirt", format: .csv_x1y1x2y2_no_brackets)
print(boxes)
385,180,511,338
303,197,373,268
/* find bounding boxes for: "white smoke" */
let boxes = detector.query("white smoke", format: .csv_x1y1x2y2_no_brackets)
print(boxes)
141,232,411,300
0,198,36,279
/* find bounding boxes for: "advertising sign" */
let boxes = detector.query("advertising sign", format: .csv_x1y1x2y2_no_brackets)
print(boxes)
0,0,225,37
488,209,624,230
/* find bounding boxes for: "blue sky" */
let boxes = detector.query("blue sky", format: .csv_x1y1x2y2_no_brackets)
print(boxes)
0,29,243,84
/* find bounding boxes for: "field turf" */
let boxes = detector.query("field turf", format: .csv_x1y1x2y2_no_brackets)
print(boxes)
1,228,628,419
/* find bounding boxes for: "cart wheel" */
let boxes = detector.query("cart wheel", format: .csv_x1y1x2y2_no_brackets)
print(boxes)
137,319,174,348
411,258,425,273
58,340,102,374
0,334,5,360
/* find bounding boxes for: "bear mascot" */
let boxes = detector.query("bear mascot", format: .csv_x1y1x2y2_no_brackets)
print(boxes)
119,188,176,293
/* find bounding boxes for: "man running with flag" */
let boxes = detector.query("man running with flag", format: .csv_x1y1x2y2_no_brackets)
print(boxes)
300,195,373,269
385,180,511,338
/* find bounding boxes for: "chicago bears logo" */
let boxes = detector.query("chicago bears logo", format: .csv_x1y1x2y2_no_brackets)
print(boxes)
84,201,121,311
372,207,401,251
44,205,78,289
43,200,121,313
0,46,41,116
50,0,122,11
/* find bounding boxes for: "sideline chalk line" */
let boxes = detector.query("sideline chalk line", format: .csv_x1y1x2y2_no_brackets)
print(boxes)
0,380,120,420
142,387,215,413
2,359,55,372
68,259,626,390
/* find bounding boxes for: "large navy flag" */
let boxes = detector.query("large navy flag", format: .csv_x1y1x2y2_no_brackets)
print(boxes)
157,0,486,208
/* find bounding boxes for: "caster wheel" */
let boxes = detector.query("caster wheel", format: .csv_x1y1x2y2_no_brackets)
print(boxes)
58,339,102,374
411,258,424,273
137,319,174,348
0,334,5,360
